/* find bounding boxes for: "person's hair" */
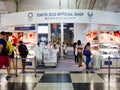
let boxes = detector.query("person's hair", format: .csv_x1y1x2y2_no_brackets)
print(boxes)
84,42,91,50
19,40,23,44
86,42,90,46
0,31,6,36
77,40,81,45
12,43,16,46
73,42,77,47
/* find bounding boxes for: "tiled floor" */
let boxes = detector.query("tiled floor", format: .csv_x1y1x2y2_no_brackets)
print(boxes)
0,58,120,90
0,70,120,90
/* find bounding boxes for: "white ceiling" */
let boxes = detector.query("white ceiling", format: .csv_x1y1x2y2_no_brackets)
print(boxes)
0,0,120,13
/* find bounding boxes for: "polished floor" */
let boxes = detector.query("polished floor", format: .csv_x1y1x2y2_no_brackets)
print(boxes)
0,58,120,90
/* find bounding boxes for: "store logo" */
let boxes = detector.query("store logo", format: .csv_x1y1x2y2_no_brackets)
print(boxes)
87,12,93,17
87,12,93,22
27,12,33,21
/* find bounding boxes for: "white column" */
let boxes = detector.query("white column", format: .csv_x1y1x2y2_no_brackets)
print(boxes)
48,23,51,42
61,23,64,44
74,23,87,44
61,23,64,56
35,24,38,44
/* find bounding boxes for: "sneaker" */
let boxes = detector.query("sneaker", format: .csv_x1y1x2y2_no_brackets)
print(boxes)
5,76,11,80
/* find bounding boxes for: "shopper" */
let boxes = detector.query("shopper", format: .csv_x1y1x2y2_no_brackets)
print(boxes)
5,32,17,73
83,42,91,69
62,42,67,55
10,43,18,72
18,40,28,73
77,40,83,67
73,42,78,64
0,31,11,80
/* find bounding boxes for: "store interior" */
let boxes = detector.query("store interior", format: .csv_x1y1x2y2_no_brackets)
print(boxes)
3,23,120,70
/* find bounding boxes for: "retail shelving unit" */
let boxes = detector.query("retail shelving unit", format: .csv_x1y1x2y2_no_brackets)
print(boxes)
99,30,120,68
86,29,120,68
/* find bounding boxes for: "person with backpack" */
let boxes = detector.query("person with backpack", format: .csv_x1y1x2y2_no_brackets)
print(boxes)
10,43,18,73
18,40,28,73
5,32,16,73
0,31,11,80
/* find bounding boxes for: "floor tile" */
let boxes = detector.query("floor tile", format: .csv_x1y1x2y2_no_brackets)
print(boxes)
47,83,61,87
34,83,61,90
71,73,105,83
0,82,37,90
104,82,120,90
33,85,47,90
34,83,49,87
95,69,120,74
70,70,95,73
61,83,73,88
39,74,71,83
8,73,43,83
46,87,60,90
61,87,74,90
34,83,73,90
73,83,115,90
69,71,83,73
97,73,120,83
21,71,45,74
45,71,69,74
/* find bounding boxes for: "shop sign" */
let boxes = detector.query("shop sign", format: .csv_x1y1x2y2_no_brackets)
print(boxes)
15,27,35,30
1,9,120,26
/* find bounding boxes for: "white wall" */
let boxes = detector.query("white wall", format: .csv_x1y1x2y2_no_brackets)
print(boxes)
61,0,76,9
74,23,88,44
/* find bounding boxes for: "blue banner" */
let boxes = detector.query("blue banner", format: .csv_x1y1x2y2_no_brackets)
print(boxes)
15,27,35,30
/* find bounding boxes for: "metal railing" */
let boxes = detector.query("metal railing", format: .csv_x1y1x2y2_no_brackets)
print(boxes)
108,56,120,82
11,56,37,77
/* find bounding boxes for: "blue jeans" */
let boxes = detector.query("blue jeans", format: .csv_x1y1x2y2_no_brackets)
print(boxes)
86,56,91,69
74,55,78,63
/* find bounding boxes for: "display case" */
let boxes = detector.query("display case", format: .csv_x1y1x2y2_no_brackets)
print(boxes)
99,30,120,67
86,30,120,68
99,43,120,67
43,48,59,67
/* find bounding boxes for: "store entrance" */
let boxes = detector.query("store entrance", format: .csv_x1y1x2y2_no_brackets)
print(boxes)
50,23,74,46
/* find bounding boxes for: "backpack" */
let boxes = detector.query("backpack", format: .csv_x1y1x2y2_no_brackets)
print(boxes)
4,39,13,56
19,44,29,55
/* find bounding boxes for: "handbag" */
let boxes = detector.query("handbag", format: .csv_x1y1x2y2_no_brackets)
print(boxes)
83,50,91,56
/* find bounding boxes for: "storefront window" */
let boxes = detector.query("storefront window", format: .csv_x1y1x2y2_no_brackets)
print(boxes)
64,23,74,46
51,23,61,44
